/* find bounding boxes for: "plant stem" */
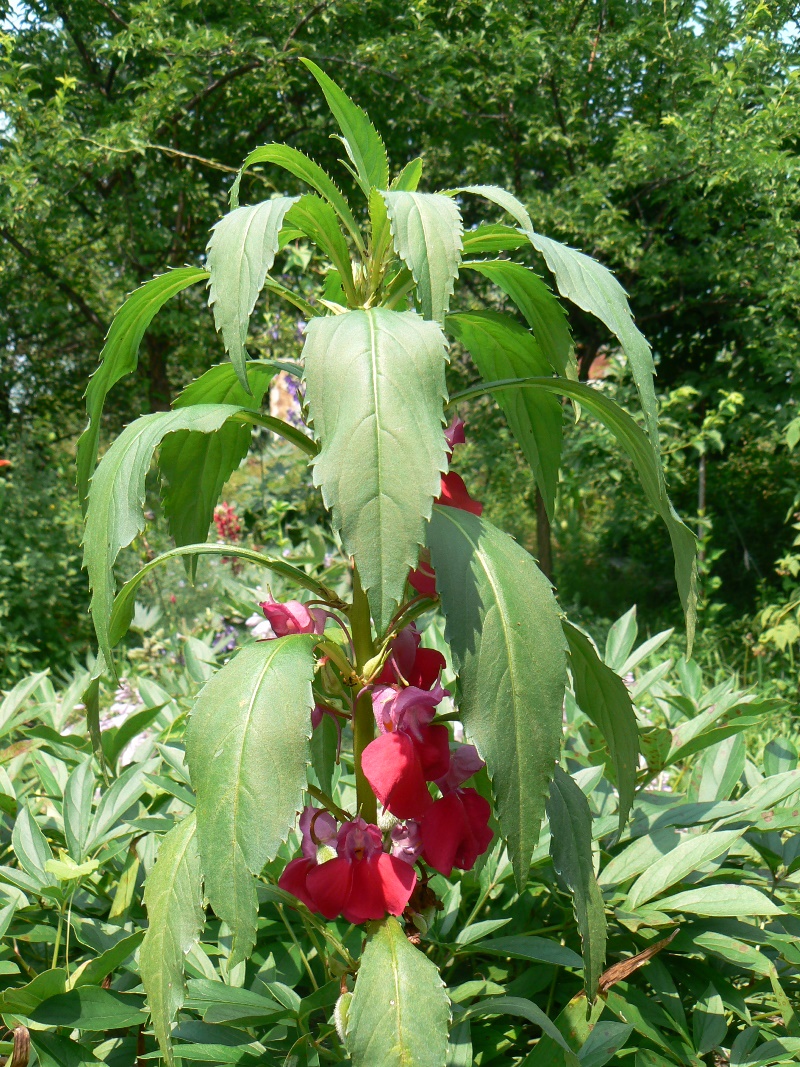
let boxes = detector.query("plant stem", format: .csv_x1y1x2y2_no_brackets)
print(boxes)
276,903,319,990
350,567,377,823
306,784,353,823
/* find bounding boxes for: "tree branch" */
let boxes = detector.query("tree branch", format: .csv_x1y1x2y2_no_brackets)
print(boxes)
283,1,333,51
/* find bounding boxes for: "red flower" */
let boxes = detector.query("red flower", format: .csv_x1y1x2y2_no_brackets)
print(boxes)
437,472,483,516
409,554,438,597
259,597,326,637
420,788,493,877
304,819,416,924
444,416,466,453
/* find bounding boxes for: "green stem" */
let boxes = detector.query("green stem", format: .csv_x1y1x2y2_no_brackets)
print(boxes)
350,567,377,823
51,904,65,969
276,903,319,990
306,784,353,823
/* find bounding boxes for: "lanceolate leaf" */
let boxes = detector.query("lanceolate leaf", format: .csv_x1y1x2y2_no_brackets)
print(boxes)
450,185,660,450
109,543,334,648
229,143,364,250
84,404,245,665
463,260,574,377
447,311,563,519
303,309,448,631
185,636,316,966
140,814,204,1067
301,59,389,195
381,191,463,324
563,621,638,832
206,197,299,390
285,194,357,301
428,506,568,887
391,156,423,192
160,362,283,563
76,267,208,508
462,224,528,255
546,768,607,999
449,376,697,647
345,917,450,1067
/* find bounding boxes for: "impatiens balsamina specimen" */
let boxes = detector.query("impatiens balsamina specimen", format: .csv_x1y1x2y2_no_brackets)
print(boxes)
80,59,697,1066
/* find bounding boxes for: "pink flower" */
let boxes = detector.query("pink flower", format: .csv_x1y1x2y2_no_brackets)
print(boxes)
304,819,416,924
391,821,423,865
420,788,493,877
259,597,326,637
435,744,485,795
444,416,466,453
298,805,338,859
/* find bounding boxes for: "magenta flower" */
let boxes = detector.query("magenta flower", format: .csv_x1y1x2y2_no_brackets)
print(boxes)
391,821,423,865
259,597,326,637
444,416,466,453
420,788,493,877
435,744,485,795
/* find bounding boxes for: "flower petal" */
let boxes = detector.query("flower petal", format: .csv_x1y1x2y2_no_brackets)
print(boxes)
278,857,318,911
362,732,433,819
305,856,354,919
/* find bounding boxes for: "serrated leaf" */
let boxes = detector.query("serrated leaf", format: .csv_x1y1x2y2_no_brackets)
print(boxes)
185,636,316,965
547,768,607,998
303,309,448,631
563,622,638,832
206,197,299,389
76,267,208,508
462,224,528,254
140,814,204,1067
345,917,450,1067
428,506,567,887
230,143,364,250
285,193,356,301
301,59,389,195
625,829,745,910
391,157,423,191
464,260,573,377
381,191,463,324
62,761,94,863
451,185,659,450
159,362,281,565
447,311,562,519
449,375,697,648
83,403,246,664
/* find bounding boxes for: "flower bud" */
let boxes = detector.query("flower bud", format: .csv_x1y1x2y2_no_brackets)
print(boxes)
334,992,352,1044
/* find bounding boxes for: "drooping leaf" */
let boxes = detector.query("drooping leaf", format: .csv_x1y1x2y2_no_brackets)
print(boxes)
345,917,450,1067
76,267,208,507
546,767,607,998
301,59,389,195
449,376,697,647
83,404,245,665
563,622,638,832
62,761,94,863
140,814,205,1067
463,260,573,376
460,997,579,1065
206,197,299,390
381,191,463,324
450,185,660,450
428,506,568,887
159,362,282,563
446,311,563,519
285,194,357,301
625,828,745,910
230,143,364,250
303,308,448,631
461,224,528,255
185,636,316,965
109,543,334,649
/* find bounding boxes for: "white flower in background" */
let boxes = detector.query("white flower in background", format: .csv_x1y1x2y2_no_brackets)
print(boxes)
246,613,275,640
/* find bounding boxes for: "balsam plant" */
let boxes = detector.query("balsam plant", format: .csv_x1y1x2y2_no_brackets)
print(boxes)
75,62,703,1064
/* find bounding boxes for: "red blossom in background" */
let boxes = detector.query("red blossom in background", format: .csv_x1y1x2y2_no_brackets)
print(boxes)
213,501,241,541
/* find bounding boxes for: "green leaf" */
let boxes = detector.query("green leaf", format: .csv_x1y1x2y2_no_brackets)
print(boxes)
230,143,364,250
206,197,299,389
304,308,448,631
301,59,389,195
625,828,745,909
13,804,56,887
461,224,528,254
140,814,205,1067
185,636,316,965
693,985,726,1056
578,1022,634,1067
470,935,582,969
391,157,423,192
160,362,281,563
45,856,99,881
546,768,607,998
463,260,573,377
86,758,159,853
381,191,463,324
450,185,660,451
76,267,208,508
62,760,95,863
446,311,562,519
285,194,357,302
0,968,68,1017
448,376,697,648
461,997,579,1066
29,987,146,1030
83,403,246,665
0,669,50,736
428,506,567,887
345,917,450,1067
563,622,638,832
109,542,333,649
655,884,784,917
71,929,145,988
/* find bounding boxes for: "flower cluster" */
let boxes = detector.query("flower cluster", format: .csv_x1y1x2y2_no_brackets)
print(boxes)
213,501,241,542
